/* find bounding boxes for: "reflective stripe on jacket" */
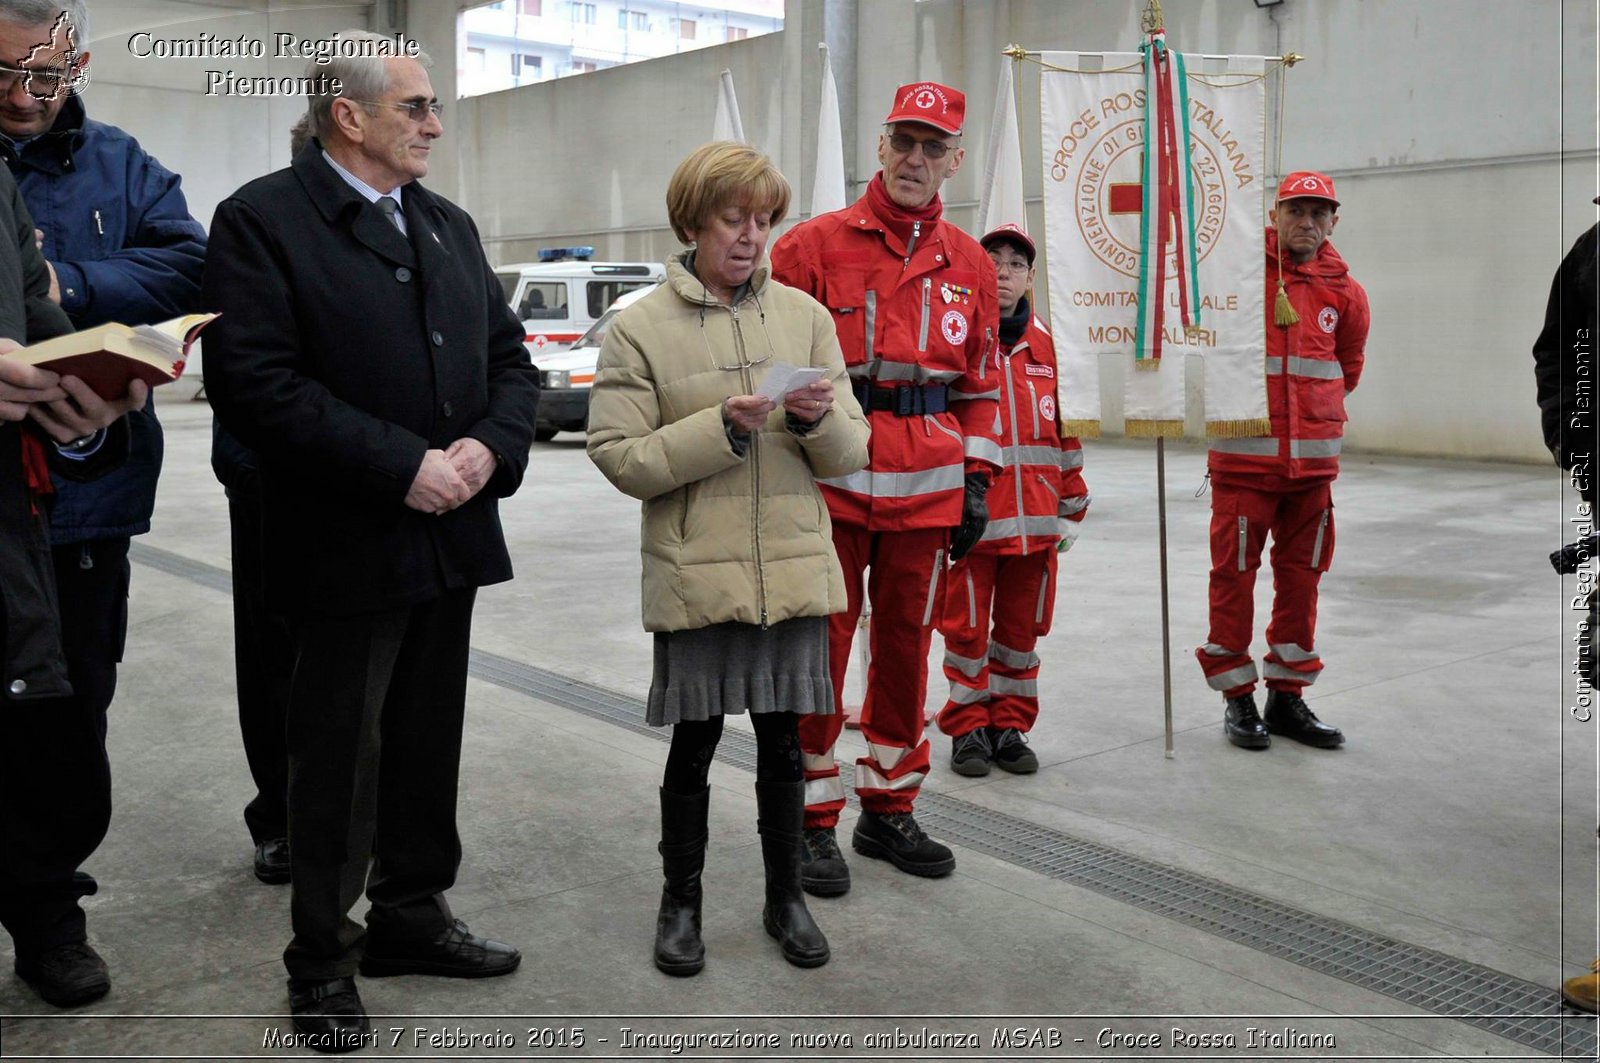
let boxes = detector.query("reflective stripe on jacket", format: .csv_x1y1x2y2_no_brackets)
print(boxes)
1209,228,1370,483
770,191,1001,530
976,314,1089,555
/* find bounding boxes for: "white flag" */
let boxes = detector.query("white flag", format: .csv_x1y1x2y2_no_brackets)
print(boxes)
712,69,744,143
810,43,847,216
978,61,1027,236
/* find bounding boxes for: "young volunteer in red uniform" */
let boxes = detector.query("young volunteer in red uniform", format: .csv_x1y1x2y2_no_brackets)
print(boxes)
937,224,1089,776
1197,171,1371,749
770,82,1001,894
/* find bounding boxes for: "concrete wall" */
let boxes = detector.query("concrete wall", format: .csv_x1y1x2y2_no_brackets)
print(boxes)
75,0,376,230
448,0,1598,462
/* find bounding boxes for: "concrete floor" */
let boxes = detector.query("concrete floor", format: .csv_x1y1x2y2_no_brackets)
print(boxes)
0,387,1595,1060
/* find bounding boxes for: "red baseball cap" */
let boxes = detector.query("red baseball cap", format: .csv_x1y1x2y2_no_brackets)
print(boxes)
981,223,1036,265
1276,170,1340,207
885,81,966,136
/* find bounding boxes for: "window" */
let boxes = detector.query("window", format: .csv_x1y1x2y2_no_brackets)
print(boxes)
587,280,653,318
511,53,541,79
725,26,748,41
518,0,541,14
678,18,696,39
618,9,647,30
467,47,487,70
571,61,597,74
516,282,568,320
571,2,596,23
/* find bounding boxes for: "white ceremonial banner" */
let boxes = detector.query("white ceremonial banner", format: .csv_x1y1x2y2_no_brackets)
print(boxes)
1039,51,1268,438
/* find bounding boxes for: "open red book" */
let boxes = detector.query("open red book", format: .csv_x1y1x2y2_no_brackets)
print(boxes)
4,312,219,400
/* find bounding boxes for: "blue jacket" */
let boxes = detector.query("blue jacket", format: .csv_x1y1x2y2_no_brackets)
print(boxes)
3,95,207,544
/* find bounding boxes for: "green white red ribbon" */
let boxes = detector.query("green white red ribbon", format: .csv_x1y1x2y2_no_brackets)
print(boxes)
1134,31,1201,362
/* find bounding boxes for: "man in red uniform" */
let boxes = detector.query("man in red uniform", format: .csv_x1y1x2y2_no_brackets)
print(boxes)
1197,171,1370,749
937,224,1089,776
770,81,1001,894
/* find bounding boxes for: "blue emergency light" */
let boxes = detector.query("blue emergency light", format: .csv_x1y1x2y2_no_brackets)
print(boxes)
538,246,595,262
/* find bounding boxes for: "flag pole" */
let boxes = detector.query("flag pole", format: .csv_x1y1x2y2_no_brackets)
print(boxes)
1157,437,1175,758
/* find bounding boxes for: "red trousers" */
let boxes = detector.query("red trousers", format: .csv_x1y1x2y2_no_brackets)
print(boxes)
1197,480,1335,697
936,549,1056,737
800,523,946,829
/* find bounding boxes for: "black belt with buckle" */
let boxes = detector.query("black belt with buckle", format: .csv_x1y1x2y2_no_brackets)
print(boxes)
853,380,950,416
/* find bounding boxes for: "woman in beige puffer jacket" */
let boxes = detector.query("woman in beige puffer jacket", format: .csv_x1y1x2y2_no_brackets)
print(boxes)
587,142,868,979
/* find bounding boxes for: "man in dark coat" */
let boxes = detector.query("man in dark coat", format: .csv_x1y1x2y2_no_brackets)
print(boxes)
202,34,539,1050
1,160,147,1010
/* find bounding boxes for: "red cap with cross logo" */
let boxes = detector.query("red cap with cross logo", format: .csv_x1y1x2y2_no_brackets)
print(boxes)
885,81,966,136
980,223,1036,265
1276,171,1340,208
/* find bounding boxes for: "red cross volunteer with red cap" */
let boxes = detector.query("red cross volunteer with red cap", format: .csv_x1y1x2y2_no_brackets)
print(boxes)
1197,171,1371,751
937,223,1090,778
770,81,1002,895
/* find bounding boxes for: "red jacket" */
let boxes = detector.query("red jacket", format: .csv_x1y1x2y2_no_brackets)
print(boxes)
976,304,1089,555
770,188,1001,530
1209,229,1370,485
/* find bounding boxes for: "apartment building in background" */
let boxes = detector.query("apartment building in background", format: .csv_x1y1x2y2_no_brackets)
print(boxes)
460,0,784,96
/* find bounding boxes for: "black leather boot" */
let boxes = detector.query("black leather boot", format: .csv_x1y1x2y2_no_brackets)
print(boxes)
754,781,830,968
1224,693,1271,749
654,786,709,976
1264,689,1344,748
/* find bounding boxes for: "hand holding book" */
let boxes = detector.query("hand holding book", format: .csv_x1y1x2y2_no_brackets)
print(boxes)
1,312,219,401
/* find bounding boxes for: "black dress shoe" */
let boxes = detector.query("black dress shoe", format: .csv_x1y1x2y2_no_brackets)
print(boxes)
254,837,291,884
287,976,371,1054
1264,689,1344,748
359,919,520,979
15,941,110,1008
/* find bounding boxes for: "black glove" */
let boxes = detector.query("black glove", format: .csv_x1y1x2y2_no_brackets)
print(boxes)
949,472,989,561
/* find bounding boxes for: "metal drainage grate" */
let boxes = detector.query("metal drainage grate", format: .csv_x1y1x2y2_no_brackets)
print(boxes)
133,543,1597,1058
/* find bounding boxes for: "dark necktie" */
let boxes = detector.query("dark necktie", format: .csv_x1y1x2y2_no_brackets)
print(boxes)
376,196,405,235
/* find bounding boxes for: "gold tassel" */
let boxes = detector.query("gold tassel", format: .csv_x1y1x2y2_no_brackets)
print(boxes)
1061,419,1102,439
1274,279,1299,326
1124,418,1184,439
1133,357,1163,372
1206,417,1273,439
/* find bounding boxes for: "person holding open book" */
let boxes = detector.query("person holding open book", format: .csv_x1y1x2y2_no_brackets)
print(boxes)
587,141,867,977
202,33,538,1050
1,159,148,1011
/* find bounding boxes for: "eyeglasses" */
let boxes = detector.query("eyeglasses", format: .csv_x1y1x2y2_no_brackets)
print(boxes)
887,133,953,160
352,98,444,122
0,64,67,99
991,260,1031,276
703,302,777,373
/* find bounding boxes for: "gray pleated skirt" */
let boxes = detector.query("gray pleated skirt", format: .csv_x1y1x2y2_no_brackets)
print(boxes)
646,616,835,727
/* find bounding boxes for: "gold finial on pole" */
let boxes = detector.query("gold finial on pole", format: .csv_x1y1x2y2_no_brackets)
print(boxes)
1141,0,1165,35
1281,52,1305,66
1002,42,1028,60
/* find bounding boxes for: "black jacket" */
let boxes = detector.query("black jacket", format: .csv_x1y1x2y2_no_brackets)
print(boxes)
1533,222,1598,475
201,144,539,617
0,166,125,704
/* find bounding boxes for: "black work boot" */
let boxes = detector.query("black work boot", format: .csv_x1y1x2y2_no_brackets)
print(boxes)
949,728,993,776
15,941,110,1008
755,782,830,968
1264,689,1344,748
852,811,955,877
654,786,709,976
800,826,851,897
1224,693,1271,750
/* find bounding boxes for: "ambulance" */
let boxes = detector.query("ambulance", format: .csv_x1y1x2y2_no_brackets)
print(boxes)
531,281,658,441
494,247,664,356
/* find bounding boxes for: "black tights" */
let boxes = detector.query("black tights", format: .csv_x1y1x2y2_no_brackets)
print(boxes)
662,712,802,794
